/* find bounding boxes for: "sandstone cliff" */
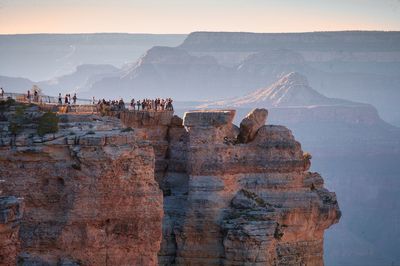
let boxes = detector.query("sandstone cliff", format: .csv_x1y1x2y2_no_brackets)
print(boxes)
0,193,23,266
0,101,163,265
0,101,340,265
159,109,340,265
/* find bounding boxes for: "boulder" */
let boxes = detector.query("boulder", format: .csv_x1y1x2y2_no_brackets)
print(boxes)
238,108,268,143
170,115,183,127
183,110,235,127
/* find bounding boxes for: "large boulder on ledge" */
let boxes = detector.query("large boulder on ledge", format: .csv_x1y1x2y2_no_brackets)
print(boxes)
238,108,268,143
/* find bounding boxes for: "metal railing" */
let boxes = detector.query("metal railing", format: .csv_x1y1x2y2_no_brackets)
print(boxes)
0,92,92,105
0,92,174,114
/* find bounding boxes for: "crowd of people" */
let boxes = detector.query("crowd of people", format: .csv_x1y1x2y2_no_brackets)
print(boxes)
26,89,41,102
0,86,174,113
97,98,126,112
129,98,174,111
58,93,77,105
96,97,174,113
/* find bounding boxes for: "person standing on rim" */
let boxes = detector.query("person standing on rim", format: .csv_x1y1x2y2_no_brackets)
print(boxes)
73,93,77,105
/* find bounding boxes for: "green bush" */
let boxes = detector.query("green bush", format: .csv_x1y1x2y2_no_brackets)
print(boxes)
303,152,312,160
37,111,59,136
121,127,133,132
8,106,26,135
0,98,16,108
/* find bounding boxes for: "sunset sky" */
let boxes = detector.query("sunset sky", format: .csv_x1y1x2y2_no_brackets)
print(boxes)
0,0,399,34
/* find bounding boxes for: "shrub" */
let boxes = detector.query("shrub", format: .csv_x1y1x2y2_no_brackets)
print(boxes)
0,98,16,107
8,106,26,135
121,127,133,132
37,111,59,136
303,152,312,160
274,224,284,240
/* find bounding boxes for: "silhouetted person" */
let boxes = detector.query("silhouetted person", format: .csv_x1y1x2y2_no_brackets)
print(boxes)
73,93,77,105
58,93,62,104
34,90,38,102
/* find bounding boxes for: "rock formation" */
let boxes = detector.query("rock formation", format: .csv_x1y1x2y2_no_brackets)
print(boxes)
202,72,350,108
0,101,340,265
201,72,393,129
159,109,341,265
237,108,268,143
0,101,163,265
0,193,23,266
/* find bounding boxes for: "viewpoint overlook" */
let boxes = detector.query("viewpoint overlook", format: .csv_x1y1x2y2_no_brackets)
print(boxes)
0,98,340,265
1,0,399,264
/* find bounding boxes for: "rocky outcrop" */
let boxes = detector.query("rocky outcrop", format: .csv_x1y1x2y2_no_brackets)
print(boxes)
0,103,163,265
237,108,268,143
114,110,174,185
0,193,23,266
159,109,340,265
0,102,340,265
202,72,351,108
201,72,394,130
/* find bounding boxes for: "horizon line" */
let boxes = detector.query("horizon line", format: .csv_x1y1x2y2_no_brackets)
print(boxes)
1,29,400,36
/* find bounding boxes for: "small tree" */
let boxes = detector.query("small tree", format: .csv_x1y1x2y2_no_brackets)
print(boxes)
37,111,59,136
8,106,26,136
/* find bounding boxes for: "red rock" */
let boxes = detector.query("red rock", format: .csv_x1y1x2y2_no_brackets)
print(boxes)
0,104,340,265
0,110,163,265
161,109,340,265
238,108,268,143
0,195,24,266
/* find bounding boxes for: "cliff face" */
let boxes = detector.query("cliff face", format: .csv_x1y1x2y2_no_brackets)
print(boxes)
0,104,163,265
0,102,340,265
179,31,400,53
0,194,23,265
159,109,340,265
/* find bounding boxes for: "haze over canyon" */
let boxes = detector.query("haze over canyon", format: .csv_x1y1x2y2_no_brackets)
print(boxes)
1,31,400,266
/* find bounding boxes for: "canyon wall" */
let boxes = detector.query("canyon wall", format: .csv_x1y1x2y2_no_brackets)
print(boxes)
0,102,340,265
159,109,341,265
0,104,163,265
0,194,23,265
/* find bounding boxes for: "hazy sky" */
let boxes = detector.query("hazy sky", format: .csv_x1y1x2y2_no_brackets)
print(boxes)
0,0,399,34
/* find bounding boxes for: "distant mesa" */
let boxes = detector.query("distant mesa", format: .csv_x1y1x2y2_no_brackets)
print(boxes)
200,72,395,129
237,49,306,68
135,46,217,65
201,72,354,108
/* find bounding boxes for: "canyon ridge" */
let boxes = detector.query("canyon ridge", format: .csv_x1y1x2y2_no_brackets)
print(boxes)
0,100,340,265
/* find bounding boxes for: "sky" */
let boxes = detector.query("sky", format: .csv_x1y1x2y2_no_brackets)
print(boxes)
0,0,399,34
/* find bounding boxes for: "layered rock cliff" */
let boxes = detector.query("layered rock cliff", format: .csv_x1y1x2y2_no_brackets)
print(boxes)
0,101,340,265
159,109,341,265
0,193,23,266
0,101,163,265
